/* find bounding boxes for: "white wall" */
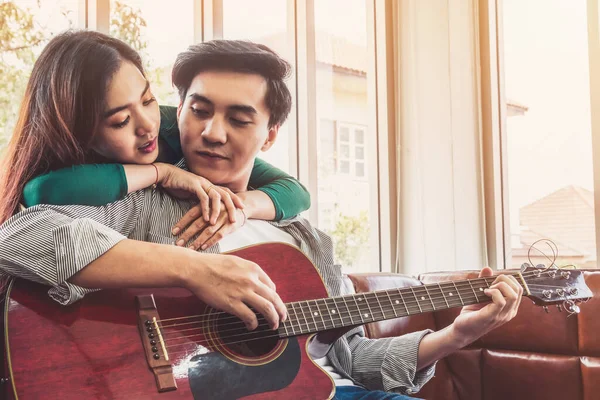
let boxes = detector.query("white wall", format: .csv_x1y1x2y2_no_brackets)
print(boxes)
395,0,487,275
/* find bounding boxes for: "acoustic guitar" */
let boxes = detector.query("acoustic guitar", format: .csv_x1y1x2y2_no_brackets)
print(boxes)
2,243,592,399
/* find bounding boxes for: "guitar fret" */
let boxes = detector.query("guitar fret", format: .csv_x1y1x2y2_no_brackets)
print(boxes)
314,299,328,330
289,303,300,335
397,289,410,315
438,283,450,308
467,280,481,302
452,281,465,306
298,302,311,333
385,291,398,318
304,300,319,332
422,285,436,310
363,293,376,322
409,287,423,313
373,292,387,320
282,317,290,336
352,295,366,323
340,296,355,325
332,297,345,326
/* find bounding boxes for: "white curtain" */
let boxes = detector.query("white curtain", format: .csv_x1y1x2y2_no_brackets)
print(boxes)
392,0,488,275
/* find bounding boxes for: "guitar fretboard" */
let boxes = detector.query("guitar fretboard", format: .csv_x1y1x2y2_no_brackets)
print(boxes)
278,274,526,337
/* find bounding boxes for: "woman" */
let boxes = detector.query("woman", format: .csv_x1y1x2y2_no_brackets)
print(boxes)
0,30,309,249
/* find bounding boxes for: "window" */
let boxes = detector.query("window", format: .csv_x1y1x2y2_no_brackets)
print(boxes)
314,0,379,272
1,0,392,273
336,122,367,179
500,0,597,268
109,0,194,105
0,0,80,148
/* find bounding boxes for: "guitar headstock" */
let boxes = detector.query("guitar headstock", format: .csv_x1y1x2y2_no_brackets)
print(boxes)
521,264,593,313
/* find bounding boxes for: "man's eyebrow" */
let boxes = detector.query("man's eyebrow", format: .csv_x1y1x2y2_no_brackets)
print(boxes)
229,105,257,116
189,93,257,116
103,80,151,118
189,93,213,106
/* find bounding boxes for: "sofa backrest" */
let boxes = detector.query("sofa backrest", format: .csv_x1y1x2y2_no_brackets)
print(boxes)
346,270,600,400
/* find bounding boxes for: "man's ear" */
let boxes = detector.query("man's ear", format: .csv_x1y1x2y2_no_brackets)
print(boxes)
261,124,279,151
177,102,183,120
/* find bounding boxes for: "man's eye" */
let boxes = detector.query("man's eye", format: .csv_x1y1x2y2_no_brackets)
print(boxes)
112,116,130,129
143,97,156,106
191,108,209,116
231,118,251,126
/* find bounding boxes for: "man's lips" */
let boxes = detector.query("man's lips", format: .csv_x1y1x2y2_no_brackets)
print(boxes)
196,150,228,160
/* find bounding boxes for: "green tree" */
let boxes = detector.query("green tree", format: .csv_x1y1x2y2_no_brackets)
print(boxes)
329,210,370,268
109,2,165,102
0,0,158,153
0,1,46,149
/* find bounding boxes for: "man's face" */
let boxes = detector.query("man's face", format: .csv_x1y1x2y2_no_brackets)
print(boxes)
178,71,278,191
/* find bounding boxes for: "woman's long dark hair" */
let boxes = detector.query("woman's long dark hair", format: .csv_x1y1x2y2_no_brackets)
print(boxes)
0,30,145,224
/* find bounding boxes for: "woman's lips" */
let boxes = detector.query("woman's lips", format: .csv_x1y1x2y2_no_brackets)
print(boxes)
138,137,157,154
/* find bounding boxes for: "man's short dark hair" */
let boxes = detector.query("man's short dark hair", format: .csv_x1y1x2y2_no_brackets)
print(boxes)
172,40,292,128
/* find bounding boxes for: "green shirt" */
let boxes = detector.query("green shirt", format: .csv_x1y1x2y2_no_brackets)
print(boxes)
23,105,310,220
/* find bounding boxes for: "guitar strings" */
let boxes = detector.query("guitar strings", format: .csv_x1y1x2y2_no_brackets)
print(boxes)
154,271,579,353
155,270,566,330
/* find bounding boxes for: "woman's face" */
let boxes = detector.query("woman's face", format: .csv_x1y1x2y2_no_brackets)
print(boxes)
92,60,160,164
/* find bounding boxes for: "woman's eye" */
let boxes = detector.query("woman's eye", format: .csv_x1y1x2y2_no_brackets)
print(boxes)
143,97,156,106
112,116,130,129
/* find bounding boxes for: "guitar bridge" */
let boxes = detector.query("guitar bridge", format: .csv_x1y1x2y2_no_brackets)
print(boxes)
136,294,177,393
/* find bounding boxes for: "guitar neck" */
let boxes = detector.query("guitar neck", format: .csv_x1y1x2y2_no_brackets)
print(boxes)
278,273,528,337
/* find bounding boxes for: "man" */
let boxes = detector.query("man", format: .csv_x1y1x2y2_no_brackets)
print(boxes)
0,40,522,399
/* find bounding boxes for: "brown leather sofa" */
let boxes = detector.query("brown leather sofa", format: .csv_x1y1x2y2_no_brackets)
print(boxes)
347,269,600,400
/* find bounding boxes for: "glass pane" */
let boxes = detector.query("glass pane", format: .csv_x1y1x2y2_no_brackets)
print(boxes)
222,0,293,173
340,144,350,158
503,0,597,268
0,0,80,150
315,0,378,272
339,160,350,174
355,129,364,144
110,0,194,106
339,127,350,142
355,146,364,160
355,162,365,177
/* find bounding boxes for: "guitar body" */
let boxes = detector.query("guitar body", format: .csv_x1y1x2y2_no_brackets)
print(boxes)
4,243,336,399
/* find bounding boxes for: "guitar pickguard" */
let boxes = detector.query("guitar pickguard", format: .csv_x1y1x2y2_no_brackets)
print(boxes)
188,337,301,400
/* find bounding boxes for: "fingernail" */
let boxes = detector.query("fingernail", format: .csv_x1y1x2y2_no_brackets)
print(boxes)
172,227,180,235
188,245,196,251
176,239,184,246
201,244,207,250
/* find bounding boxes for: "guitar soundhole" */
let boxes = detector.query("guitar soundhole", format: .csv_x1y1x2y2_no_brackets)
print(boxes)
215,313,279,357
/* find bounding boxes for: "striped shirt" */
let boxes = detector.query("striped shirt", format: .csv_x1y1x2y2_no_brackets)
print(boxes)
0,185,435,395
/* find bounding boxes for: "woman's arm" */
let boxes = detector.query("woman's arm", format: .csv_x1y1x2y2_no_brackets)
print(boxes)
249,158,311,220
23,163,174,207
23,164,129,207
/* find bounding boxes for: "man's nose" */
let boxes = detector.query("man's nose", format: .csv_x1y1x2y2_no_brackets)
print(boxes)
202,116,227,144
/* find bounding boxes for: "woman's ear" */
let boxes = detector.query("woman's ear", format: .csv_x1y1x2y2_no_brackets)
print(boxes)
261,124,280,151
177,102,183,120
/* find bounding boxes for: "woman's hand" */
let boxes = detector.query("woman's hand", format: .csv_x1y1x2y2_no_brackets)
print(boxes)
156,163,244,225
173,203,247,250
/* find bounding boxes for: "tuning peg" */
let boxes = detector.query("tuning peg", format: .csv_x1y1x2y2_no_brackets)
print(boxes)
543,306,550,313
556,305,563,312
564,301,580,314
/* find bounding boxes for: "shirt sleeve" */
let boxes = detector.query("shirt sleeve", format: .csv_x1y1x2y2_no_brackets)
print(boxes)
23,164,128,207
249,158,311,220
0,190,151,305
346,328,436,395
